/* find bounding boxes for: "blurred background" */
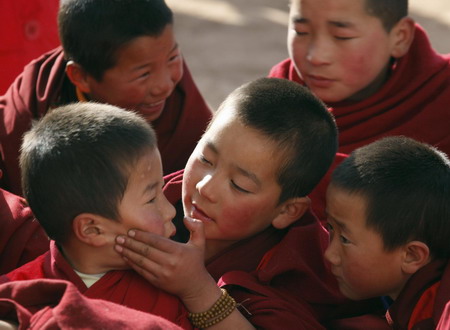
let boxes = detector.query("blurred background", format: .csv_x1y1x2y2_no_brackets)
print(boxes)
166,0,450,110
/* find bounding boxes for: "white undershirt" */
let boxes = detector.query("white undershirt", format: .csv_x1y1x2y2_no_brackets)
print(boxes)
74,269,106,288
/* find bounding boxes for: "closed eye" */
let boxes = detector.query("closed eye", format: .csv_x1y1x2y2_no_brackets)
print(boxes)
200,155,212,165
231,180,251,194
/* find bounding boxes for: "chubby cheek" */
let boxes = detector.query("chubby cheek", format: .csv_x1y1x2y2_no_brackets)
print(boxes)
171,60,184,85
339,44,387,88
220,202,265,237
288,41,308,76
339,258,376,299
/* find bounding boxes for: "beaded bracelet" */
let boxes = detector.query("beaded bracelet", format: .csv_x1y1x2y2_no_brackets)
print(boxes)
188,288,237,328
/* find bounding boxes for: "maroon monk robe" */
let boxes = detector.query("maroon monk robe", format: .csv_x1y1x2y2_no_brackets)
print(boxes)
269,24,450,157
386,259,450,329
163,170,351,328
0,187,49,275
0,241,193,330
0,47,212,196
0,279,183,329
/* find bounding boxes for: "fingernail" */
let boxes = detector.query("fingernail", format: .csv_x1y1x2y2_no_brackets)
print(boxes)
116,236,125,244
128,229,135,237
114,245,123,253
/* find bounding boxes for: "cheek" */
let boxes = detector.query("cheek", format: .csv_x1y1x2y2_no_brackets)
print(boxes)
288,38,308,68
139,213,166,235
220,200,265,234
340,254,378,292
171,59,184,84
340,44,388,85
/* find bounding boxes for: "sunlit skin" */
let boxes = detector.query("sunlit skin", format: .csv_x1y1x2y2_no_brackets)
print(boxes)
288,0,399,103
324,184,408,300
106,148,176,268
83,25,183,122
182,109,287,259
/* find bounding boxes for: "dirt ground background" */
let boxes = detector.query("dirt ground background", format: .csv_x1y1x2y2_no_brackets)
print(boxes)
166,0,450,110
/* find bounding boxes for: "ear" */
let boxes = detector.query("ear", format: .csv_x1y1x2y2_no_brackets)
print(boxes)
401,241,430,275
272,197,310,229
389,17,416,58
65,61,92,94
72,213,111,247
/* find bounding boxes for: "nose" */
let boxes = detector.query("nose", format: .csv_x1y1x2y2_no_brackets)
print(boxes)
306,37,331,66
162,194,176,223
324,235,340,266
149,68,175,98
196,174,217,203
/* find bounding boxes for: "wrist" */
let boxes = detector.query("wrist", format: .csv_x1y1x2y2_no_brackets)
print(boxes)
188,288,237,329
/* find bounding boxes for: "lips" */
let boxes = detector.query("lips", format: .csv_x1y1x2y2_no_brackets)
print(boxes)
305,74,335,88
191,204,214,223
138,100,165,119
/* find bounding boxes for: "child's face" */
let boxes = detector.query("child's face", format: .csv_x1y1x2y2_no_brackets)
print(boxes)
288,0,397,103
110,148,176,241
182,108,285,255
83,25,183,122
324,184,406,300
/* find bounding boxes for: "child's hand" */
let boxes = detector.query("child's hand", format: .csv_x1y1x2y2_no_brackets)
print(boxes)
114,217,217,304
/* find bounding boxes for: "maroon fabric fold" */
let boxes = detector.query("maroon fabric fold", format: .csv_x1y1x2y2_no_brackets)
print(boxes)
386,259,450,329
269,25,450,156
0,278,183,330
438,301,450,330
0,47,212,195
0,241,193,329
0,188,49,275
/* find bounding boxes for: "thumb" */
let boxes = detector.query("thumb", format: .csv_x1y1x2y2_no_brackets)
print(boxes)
183,216,206,249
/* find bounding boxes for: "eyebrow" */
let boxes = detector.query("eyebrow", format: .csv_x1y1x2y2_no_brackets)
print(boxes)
205,141,262,188
327,214,350,233
142,181,159,196
292,16,356,29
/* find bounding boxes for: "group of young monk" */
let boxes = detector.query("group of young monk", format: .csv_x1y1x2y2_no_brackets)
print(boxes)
0,0,449,329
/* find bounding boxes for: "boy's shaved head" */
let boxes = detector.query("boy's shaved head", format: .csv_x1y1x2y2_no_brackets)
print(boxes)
365,0,408,31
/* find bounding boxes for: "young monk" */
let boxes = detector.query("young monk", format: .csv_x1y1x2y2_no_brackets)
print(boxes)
325,136,450,329
0,0,211,196
0,103,193,328
115,78,374,329
269,0,450,156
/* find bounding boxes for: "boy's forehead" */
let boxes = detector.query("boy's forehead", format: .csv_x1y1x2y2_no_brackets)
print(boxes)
291,0,369,18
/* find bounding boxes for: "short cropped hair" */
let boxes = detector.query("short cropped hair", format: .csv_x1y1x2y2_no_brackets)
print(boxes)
331,136,450,259
215,77,338,203
20,102,157,244
58,0,173,80
364,0,408,31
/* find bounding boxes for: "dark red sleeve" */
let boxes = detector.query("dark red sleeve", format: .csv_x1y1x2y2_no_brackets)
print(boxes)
0,188,49,274
0,279,184,330
222,271,326,329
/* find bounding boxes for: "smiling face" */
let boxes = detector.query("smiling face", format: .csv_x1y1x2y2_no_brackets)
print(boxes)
182,109,286,257
288,0,398,103
83,25,183,122
324,184,408,300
